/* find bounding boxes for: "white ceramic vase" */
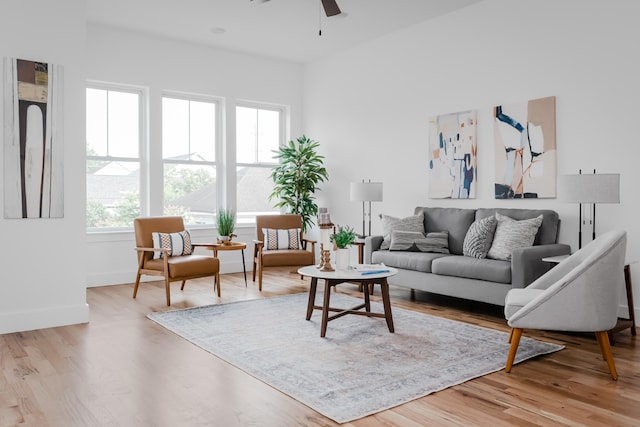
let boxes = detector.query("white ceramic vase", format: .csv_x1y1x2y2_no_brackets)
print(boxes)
335,248,350,271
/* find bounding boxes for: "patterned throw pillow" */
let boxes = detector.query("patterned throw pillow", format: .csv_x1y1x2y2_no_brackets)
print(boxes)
380,212,425,250
263,228,301,250
389,230,450,253
152,230,192,259
418,231,450,254
463,216,498,258
487,213,543,261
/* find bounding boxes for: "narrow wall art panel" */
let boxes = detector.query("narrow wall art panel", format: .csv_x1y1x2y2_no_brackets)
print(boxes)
494,96,556,199
428,110,477,199
3,58,64,218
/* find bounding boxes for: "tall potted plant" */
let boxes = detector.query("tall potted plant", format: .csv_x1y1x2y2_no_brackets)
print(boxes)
269,135,329,232
217,208,236,244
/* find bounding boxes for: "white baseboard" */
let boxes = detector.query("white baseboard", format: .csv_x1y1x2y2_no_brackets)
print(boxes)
0,303,89,335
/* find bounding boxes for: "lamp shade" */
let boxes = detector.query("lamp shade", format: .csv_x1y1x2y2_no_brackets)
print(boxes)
350,182,383,202
558,173,620,204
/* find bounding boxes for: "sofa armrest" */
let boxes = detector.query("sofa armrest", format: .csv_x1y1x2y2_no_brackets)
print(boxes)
364,235,384,264
511,243,571,289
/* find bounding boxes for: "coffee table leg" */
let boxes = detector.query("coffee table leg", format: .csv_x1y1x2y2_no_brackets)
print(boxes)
380,280,394,333
306,277,318,320
321,280,332,337
363,281,371,312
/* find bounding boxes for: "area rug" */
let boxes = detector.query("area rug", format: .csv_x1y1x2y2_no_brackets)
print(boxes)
147,293,563,423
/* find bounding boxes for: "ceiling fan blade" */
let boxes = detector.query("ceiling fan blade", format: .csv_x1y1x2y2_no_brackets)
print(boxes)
321,0,341,17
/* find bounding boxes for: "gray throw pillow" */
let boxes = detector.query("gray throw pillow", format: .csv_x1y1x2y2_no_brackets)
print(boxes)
417,231,450,254
487,213,543,261
380,212,425,250
389,230,449,254
463,216,498,258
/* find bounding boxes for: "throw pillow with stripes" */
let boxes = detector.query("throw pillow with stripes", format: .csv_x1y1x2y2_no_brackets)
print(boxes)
152,230,192,259
262,228,301,250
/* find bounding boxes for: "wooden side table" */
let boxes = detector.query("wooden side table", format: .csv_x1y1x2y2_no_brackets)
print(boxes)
543,255,636,343
206,242,247,286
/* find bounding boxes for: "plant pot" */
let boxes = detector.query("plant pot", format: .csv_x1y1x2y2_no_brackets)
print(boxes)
335,248,350,271
218,236,230,245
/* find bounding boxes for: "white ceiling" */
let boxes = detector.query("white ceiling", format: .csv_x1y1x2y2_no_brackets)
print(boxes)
86,0,483,63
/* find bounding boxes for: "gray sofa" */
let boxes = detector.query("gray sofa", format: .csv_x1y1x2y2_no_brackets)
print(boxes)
364,207,571,306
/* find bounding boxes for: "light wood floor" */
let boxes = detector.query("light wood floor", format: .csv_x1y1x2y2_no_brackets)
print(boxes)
1,267,639,426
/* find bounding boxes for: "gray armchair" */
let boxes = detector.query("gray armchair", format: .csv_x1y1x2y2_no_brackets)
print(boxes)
504,229,627,380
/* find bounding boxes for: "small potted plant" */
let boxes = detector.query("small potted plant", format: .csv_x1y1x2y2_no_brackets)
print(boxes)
331,225,356,270
217,208,236,245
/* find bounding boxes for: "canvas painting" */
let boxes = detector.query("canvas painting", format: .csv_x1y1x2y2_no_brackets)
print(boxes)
494,96,556,199
428,110,477,199
3,58,64,218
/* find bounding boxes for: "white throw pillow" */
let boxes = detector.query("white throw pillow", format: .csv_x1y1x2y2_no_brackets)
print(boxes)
152,230,192,259
487,213,543,261
262,228,301,250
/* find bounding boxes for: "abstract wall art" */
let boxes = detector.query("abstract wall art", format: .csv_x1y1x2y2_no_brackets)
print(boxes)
428,109,477,199
494,96,556,199
3,57,64,218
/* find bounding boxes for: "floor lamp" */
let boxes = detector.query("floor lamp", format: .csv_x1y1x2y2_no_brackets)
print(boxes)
558,170,620,249
350,180,383,237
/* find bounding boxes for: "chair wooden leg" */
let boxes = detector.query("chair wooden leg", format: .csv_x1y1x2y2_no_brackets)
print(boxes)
180,280,186,291
595,331,618,380
133,272,142,299
215,273,221,297
164,276,171,306
258,264,263,291
505,328,523,373
508,328,514,344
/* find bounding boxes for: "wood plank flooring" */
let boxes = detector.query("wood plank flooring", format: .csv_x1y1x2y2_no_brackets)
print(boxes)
1,267,639,426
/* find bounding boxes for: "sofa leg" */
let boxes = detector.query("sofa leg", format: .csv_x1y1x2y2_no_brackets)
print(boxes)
410,289,416,301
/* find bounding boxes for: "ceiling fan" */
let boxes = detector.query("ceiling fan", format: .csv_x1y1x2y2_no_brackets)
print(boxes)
250,0,342,17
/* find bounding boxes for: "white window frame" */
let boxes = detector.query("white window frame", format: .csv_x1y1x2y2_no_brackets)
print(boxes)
235,101,287,224
86,81,148,232
161,91,222,227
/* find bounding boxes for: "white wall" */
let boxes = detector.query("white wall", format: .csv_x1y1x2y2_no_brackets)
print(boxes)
303,0,640,317
85,24,304,286
0,0,89,333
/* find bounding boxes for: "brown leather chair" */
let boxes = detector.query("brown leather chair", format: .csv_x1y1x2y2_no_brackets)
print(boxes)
252,214,316,291
133,216,220,305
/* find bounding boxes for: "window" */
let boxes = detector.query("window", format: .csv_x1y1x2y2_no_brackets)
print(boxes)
162,95,218,225
236,105,282,223
86,86,142,228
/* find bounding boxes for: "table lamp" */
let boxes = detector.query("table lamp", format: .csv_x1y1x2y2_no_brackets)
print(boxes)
350,180,383,237
558,170,620,249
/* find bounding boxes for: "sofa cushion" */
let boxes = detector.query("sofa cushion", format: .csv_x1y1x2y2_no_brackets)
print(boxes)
487,213,543,261
476,208,559,245
431,255,512,284
380,212,425,250
463,216,497,258
414,207,476,255
372,250,451,273
390,230,450,253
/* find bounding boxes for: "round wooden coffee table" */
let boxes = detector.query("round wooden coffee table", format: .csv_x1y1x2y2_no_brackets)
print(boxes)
298,265,398,337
